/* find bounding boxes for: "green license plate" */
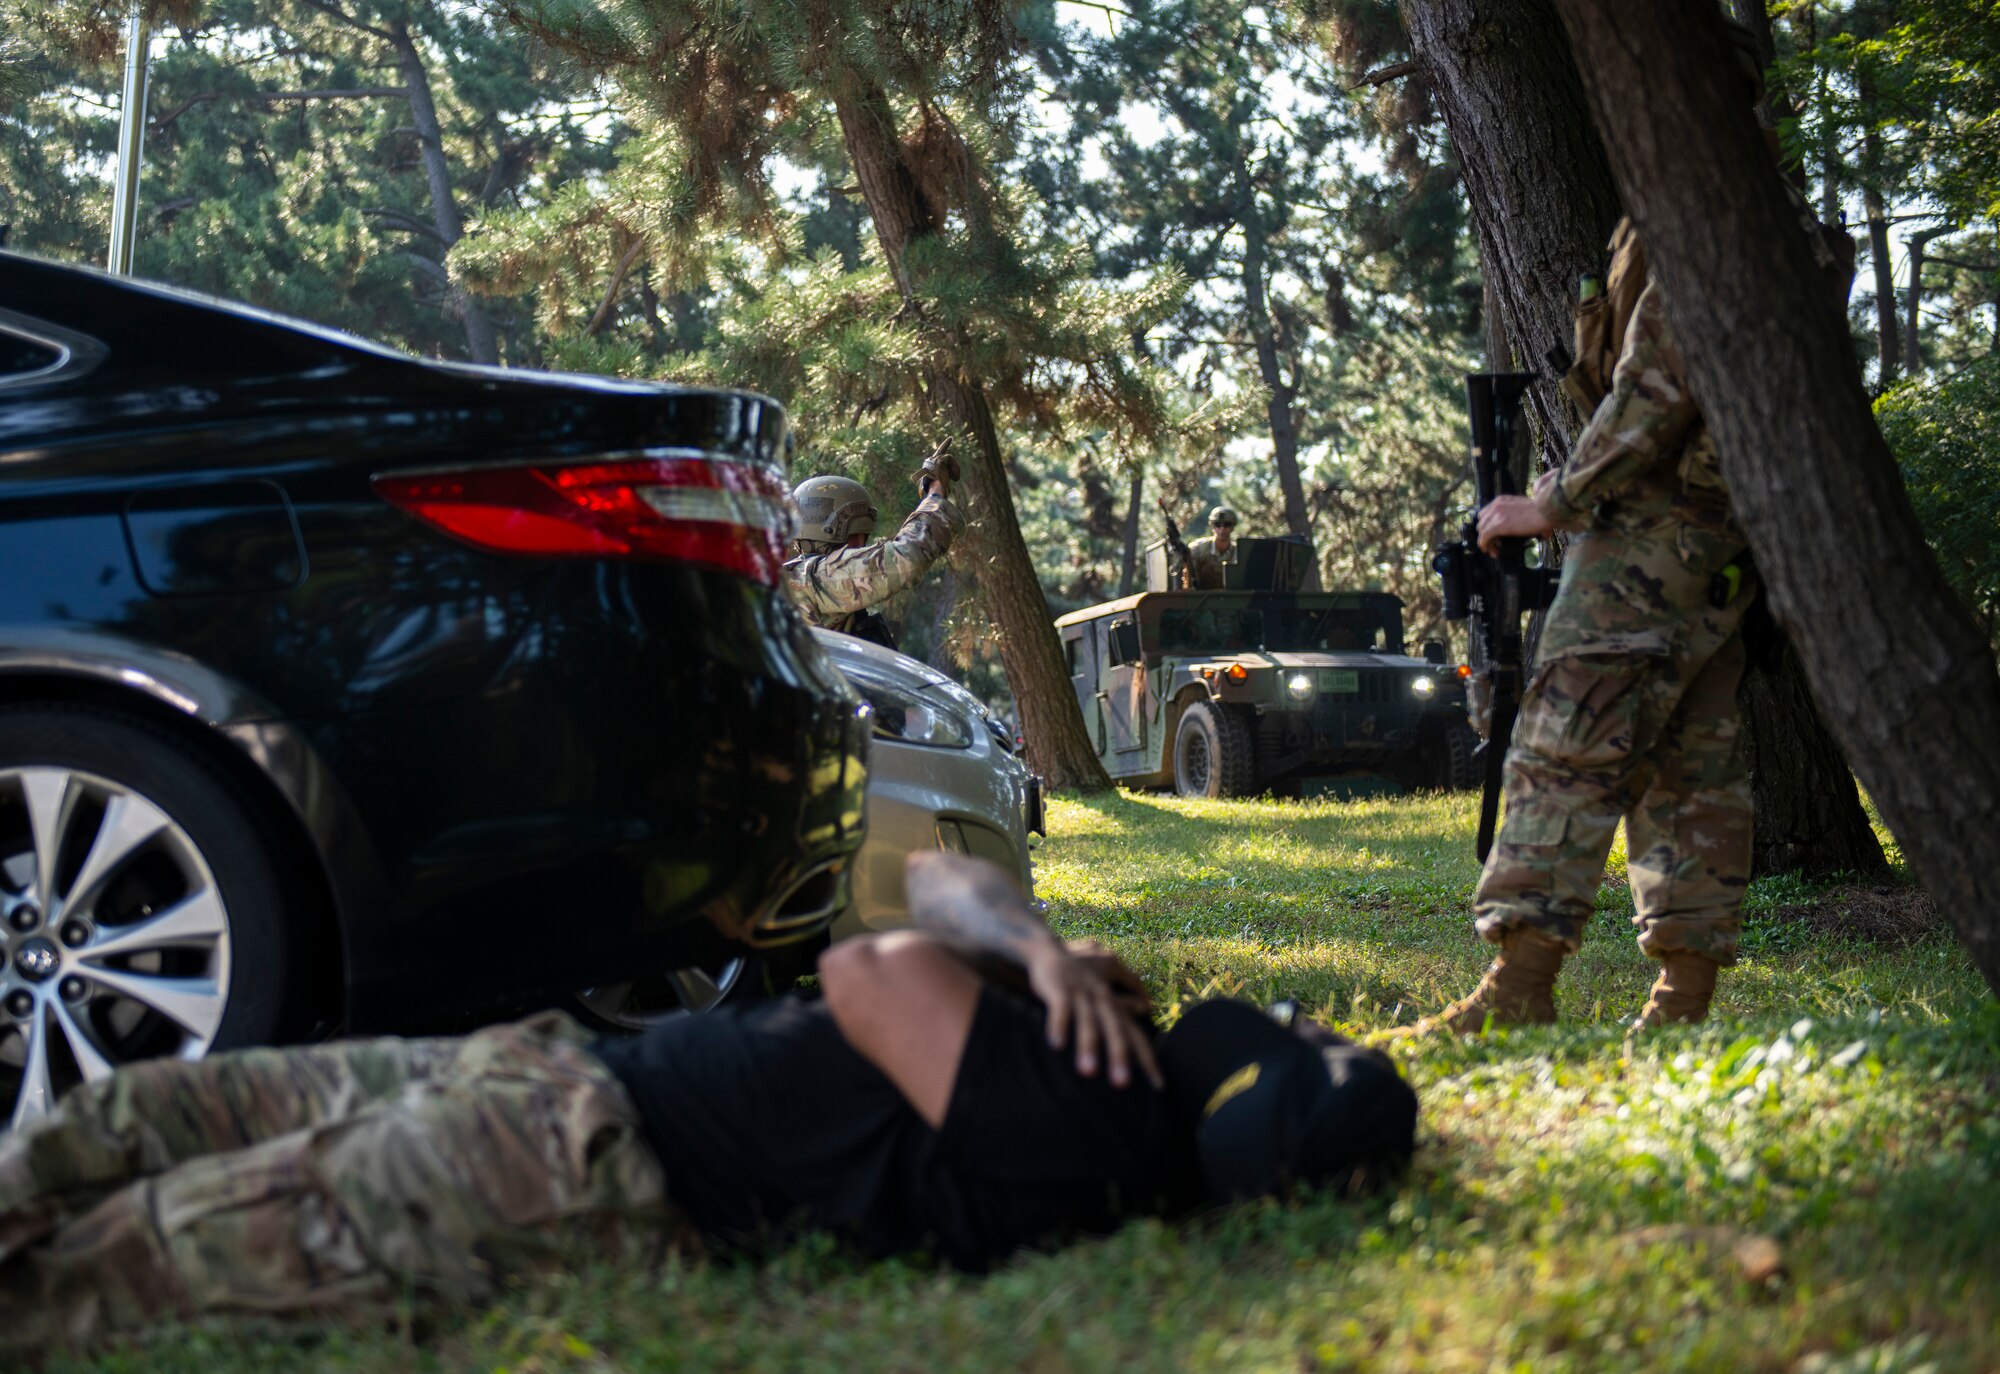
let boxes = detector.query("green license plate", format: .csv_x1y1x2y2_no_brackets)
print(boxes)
1322,670,1359,694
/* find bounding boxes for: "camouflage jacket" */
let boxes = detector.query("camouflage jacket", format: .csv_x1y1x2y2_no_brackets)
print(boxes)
1532,277,1736,537
1181,536,1236,590
784,492,963,633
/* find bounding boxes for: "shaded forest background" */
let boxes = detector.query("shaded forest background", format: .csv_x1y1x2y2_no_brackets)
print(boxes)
3,0,1995,707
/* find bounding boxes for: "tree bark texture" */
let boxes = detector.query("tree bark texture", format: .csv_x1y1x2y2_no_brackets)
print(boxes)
1399,0,1624,472
832,84,1111,791
1739,642,1886,877
1554,0,2000,996
390,23,497,365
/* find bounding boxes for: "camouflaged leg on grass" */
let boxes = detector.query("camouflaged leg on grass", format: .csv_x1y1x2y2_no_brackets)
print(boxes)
1471,656,1643,953
1473,522,1753,956
1627,633,1753,965
0,1012,680,1355
0,1034,462,1266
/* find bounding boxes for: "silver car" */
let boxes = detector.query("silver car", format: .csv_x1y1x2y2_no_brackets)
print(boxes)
814,629,1041,938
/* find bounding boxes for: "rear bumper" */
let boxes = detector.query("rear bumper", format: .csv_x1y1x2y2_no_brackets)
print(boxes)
316,564,867,1032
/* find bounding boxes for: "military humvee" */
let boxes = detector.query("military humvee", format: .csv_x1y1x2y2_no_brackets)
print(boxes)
1055,536,1480,797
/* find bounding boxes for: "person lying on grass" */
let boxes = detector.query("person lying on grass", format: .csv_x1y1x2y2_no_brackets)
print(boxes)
0,853,1417,1357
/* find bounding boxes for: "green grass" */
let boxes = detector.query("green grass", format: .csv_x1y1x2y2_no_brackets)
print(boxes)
54,793,2000,1373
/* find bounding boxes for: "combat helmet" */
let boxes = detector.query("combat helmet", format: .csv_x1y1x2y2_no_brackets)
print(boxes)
1209,505,1240,530
791,475,877,557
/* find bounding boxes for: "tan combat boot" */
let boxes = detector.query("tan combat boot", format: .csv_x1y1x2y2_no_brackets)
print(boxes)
1631,952,1722,1029
1387,928,1566,1037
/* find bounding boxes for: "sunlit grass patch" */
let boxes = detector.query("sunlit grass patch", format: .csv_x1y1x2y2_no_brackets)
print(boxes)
50,789,2000,1374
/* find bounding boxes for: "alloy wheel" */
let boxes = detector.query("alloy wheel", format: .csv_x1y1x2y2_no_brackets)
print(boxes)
0,767,232,1129
574,958,748,1032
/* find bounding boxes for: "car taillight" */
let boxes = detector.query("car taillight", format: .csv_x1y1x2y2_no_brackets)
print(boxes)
373,457,795,586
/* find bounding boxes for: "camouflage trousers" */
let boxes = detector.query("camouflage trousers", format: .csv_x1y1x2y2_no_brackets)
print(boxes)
0,1012,680,1354
1474,520,1754,963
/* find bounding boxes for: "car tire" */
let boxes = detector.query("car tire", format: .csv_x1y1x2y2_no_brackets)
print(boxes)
570,935,827,1034
1431,718,1482,791
0,705,291,1130
1174,701,1256,799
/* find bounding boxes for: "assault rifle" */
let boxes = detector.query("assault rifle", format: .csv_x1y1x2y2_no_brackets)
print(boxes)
1156,499,1195,590
1432,373,1559,862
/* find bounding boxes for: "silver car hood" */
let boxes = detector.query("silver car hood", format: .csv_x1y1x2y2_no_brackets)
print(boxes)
812,629,996,721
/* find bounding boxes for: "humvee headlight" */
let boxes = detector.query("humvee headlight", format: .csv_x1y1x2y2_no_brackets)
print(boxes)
1286,672,1315,701
1411,675,1436,697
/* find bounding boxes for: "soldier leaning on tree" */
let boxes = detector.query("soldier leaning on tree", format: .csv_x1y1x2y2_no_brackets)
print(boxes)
783,451,963,651
1398,23,1850,1037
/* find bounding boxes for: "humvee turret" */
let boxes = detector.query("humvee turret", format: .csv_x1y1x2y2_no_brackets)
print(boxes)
1057,536,1479,797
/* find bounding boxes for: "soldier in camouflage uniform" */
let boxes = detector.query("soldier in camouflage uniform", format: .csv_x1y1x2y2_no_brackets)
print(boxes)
1180,506,1240,590
0,1012,678,1352
784,462,963,646
1408,222,1758,1035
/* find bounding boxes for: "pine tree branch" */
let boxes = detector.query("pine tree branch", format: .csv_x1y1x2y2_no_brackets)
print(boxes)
257,87,408,101
295,0,396,44
152,87,408,133
1348,60,1419,91
150,94,219,131
403,252,450,286
364,207,447,242
585,238,647,337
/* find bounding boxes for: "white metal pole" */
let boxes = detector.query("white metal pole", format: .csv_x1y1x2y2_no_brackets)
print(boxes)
106,4,151,274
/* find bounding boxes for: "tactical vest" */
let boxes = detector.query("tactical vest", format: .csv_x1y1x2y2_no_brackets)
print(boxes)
1559,217,1649,415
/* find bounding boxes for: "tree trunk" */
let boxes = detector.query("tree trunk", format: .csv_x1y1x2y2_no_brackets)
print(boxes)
1410,0,1887,882
1863,179,1899,385
1801,6,1842,225
1236,160,1314,551
1399,0,1623,472
390,22,496,366
1555,0,2000,996
1904,226,1949,376
832,83,1110,791
1481,272,1511,371
1730,0,1778,130
390,22,497,366
1119,467,1144,596
1740,642,1885,876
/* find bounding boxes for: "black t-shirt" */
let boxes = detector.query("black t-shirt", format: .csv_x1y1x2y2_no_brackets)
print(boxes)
590,985,1200,1271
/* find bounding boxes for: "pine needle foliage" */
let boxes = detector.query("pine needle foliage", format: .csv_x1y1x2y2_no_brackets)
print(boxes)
479,0,1187,457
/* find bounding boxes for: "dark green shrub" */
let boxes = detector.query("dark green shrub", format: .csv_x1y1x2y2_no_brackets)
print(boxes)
1876,356,2000,650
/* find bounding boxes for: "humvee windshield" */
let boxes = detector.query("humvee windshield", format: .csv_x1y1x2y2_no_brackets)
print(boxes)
1157,602,1401,655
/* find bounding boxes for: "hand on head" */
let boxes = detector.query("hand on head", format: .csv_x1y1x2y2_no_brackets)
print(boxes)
1027,941,1163,1090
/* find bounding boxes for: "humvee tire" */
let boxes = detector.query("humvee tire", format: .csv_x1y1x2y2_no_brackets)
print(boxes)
1174,701,1256,798
1429,718,1481,791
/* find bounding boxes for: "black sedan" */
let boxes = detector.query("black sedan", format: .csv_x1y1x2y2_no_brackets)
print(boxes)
0,252,869,1127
